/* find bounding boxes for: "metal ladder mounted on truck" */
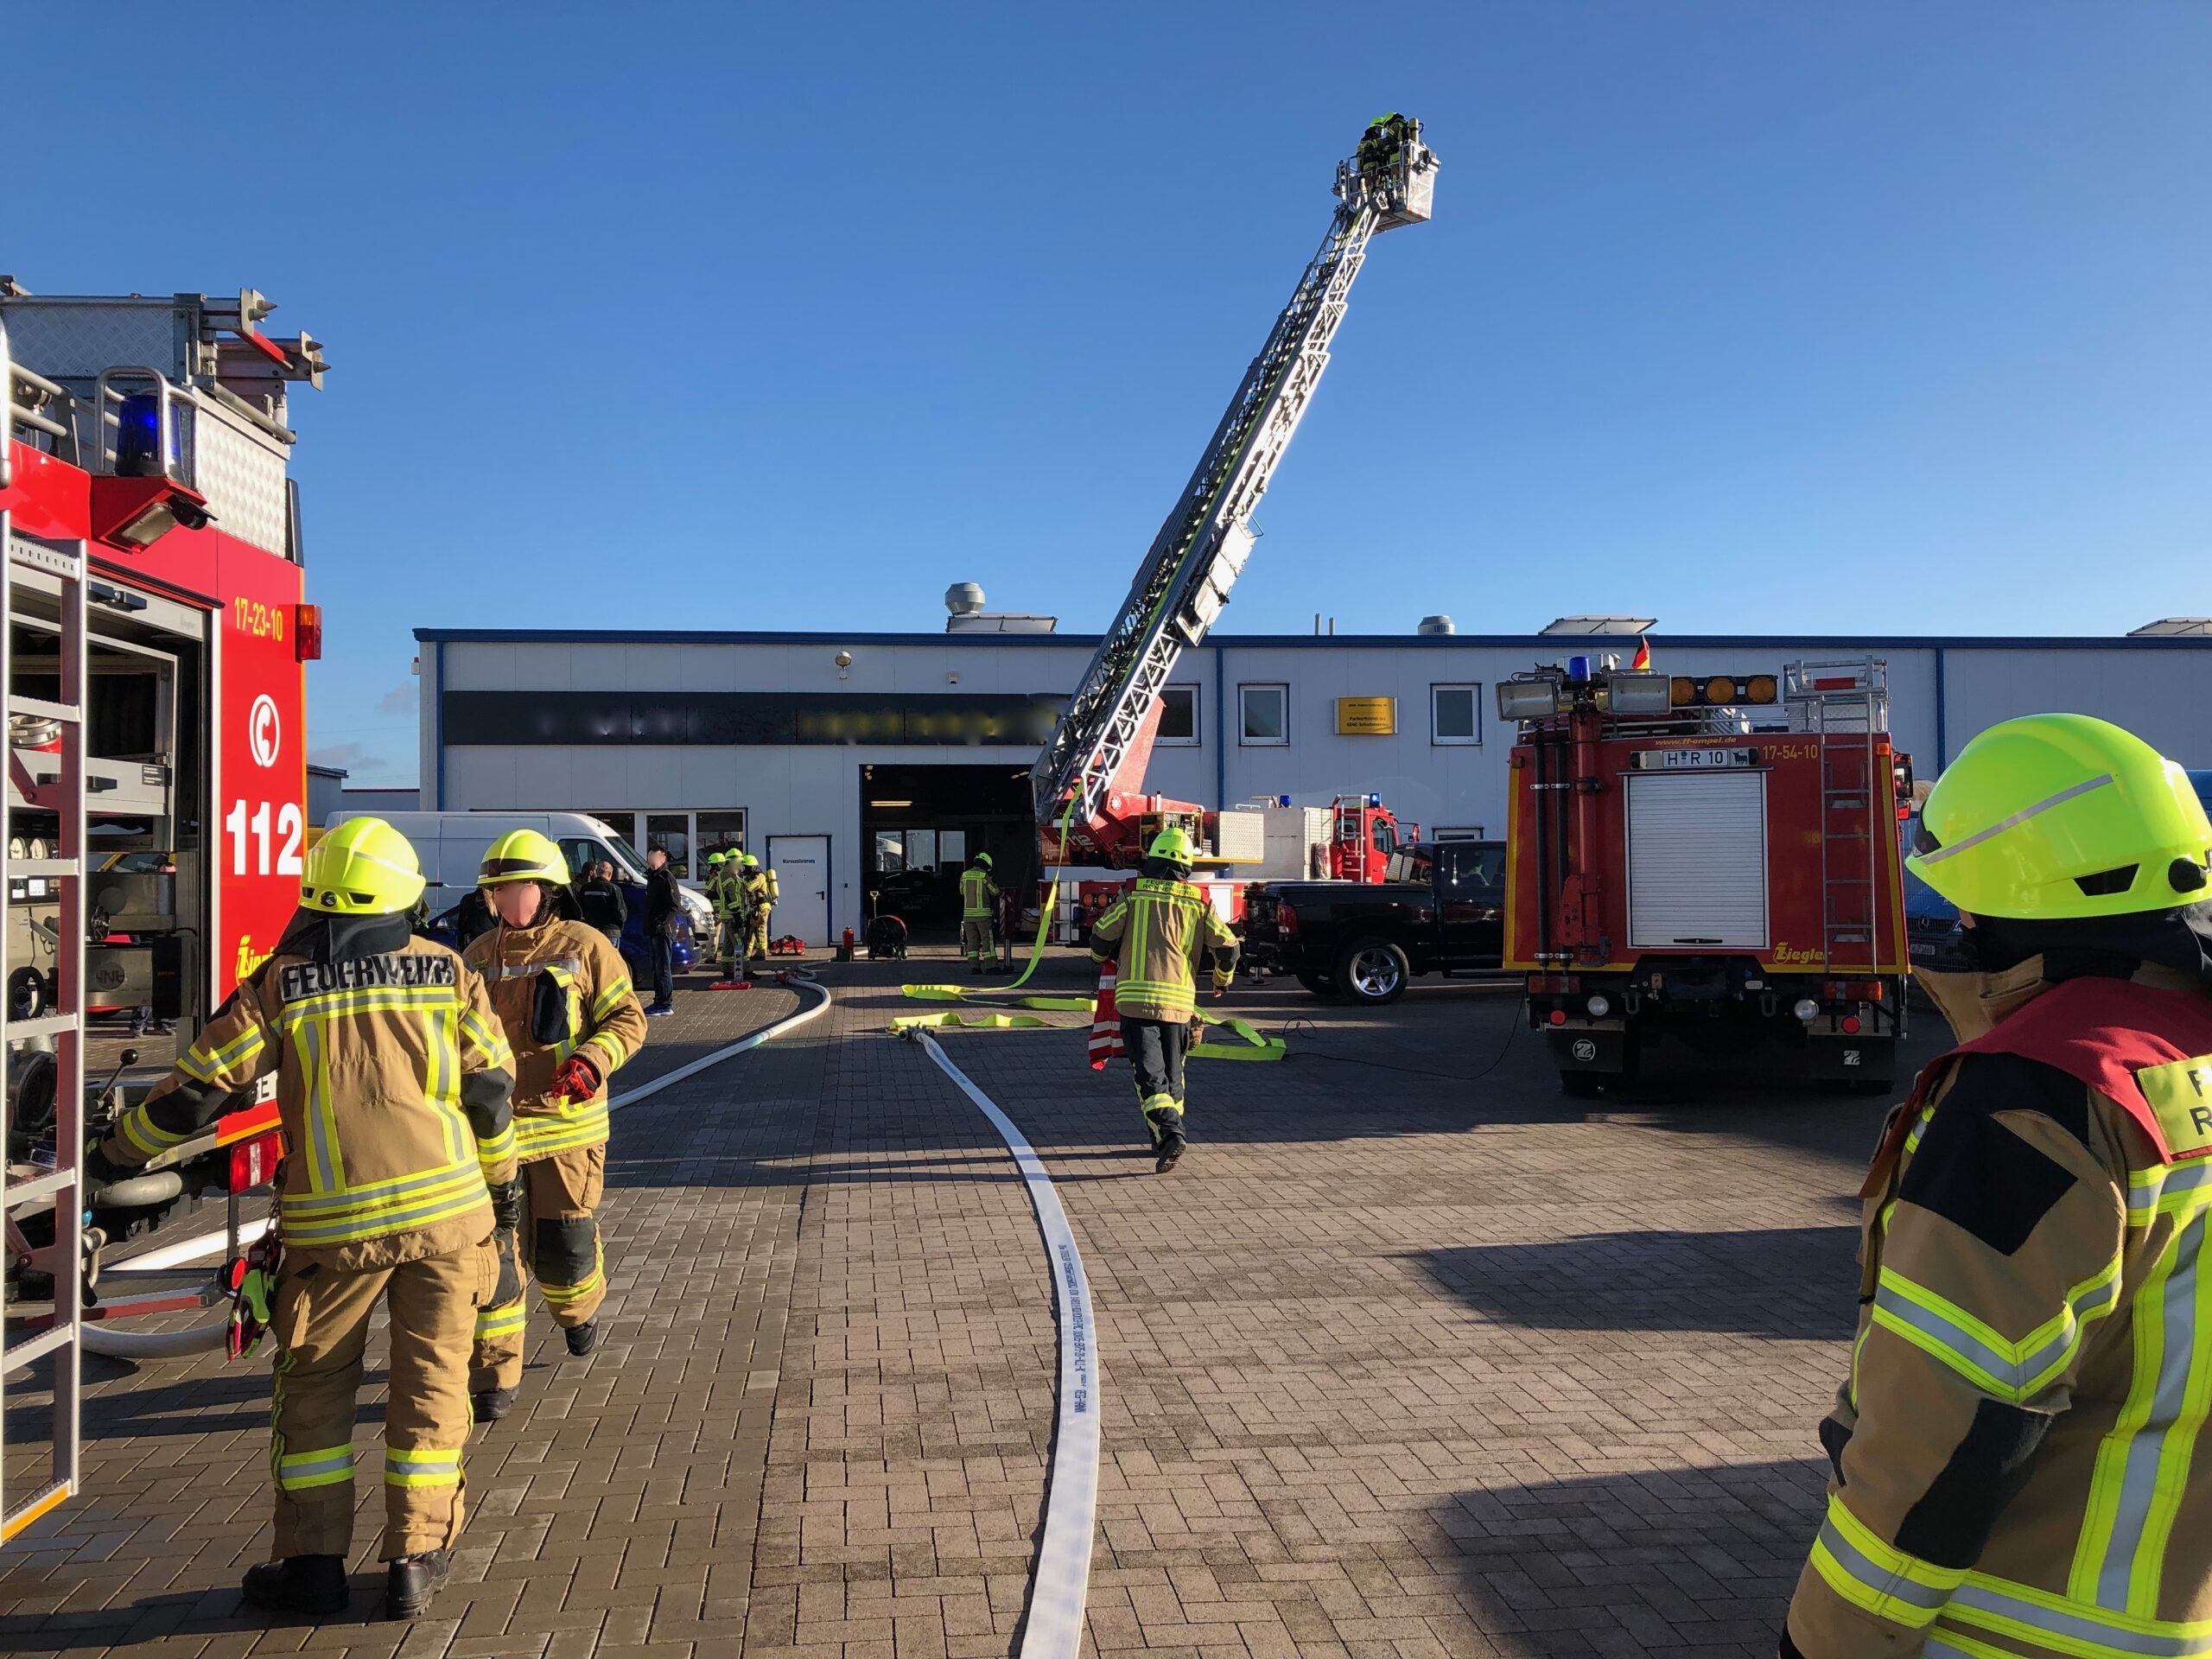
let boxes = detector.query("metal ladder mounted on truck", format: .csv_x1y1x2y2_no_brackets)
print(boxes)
1786,658,1890,975
0,312,90,1542
1030,116,1440,849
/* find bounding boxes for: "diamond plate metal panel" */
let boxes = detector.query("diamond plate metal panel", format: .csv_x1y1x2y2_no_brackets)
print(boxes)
192,405,289,556
0,301,182,380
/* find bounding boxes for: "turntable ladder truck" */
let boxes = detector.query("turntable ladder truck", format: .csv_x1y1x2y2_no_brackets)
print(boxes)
1030,115,1439,874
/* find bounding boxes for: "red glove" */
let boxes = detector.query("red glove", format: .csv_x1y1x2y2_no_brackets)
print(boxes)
550,1054,601,1104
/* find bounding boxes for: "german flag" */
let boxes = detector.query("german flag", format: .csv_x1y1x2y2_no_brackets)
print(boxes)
1630,636,1651,671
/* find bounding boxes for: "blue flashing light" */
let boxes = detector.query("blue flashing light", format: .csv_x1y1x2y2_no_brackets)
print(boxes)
1368,793,1381,807
115,391,166,479
1567,654,1593,682
1276,794,1292,807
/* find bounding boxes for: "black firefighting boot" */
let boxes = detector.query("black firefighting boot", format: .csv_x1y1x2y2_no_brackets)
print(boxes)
1148,1109,1186,1174
385,1551,450,1620
242,1554,349,1618
473,1386,518,1424
564,1319,601,1357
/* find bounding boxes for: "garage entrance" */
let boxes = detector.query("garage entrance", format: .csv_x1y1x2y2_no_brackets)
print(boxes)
861,763,1035,944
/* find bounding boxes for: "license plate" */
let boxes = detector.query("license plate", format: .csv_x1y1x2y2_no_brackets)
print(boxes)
1910,942,1937,960
1645,747,1755,771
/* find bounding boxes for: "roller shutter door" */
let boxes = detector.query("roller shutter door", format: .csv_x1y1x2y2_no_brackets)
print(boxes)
1626,772,1769,949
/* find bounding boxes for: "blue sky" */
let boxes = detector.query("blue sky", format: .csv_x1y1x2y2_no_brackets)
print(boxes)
16,5,2209,785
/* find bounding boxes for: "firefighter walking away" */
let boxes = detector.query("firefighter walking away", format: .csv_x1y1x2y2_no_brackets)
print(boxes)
959,851,1000,974
87,817,519,1621
463,830,648,1423
1089,827,1237,1172
1783,714,2212,1658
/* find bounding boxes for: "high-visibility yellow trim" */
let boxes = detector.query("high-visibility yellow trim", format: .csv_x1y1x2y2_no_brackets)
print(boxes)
590,980,633,1022
276,1444,356,1491
384,1446,462,1488
475,1124,517,1172
178,1023,268,1084
583,1032,627,1077
513,1107,609,1159
459,1007,513,1070
116,1105,192,1159
1949,1567,2212,1656
1872,1257,2121,1402
475,1303,526,1340
540,1265,604,1306
1808,1493,1964,1630
278,1168,489,1247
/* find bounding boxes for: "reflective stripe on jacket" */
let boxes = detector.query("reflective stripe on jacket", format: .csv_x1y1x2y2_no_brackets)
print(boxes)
1786,962,2212,1659
465,917,647,1161
959,867,997,920
104,936,517,1269
1086,877,1237,1021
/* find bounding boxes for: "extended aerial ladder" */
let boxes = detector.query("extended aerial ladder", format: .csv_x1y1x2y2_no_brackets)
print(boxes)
1031,115,1439,867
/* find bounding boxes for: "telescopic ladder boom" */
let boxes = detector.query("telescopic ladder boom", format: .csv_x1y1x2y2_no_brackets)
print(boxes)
1030,116,1439,830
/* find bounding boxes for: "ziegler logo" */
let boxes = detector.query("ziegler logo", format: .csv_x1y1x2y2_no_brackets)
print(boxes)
1772,944,1822,965
237,936,272,982
1571,1039,1598,1063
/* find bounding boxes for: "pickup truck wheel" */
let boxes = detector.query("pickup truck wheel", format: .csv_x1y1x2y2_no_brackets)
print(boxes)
1294,972,1339,998
1336,939,1409,1006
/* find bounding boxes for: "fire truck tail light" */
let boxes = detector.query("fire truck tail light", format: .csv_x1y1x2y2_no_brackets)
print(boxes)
1793,998,1821,1022
295,604,323,662
1586,995,1610,1018
1547,1007,1567,1026
1276,901,1297,937
1842,1016,1862,1035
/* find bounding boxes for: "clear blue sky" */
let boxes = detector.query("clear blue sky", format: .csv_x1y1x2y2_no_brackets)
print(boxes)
16,5,2210,785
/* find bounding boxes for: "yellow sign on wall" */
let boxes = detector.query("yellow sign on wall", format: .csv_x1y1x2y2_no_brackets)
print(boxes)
1335,696,1397,735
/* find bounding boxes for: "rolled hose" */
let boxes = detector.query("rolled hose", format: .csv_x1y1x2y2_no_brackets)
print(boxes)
75,976,833,1362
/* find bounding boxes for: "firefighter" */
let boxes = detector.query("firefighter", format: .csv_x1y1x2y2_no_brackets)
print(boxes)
86,817,518,1622
463,830,648,1423
702,851,740,978
1783,714,2212,1659
958,852,999,974
1087,827,1237,1173
741,852,775,969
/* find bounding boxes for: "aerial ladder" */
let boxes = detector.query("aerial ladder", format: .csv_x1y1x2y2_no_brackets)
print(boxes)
1030,114,1439,868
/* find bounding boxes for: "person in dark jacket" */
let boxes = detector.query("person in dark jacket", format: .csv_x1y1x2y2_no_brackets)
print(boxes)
642,849,680,1016
575,861,626,944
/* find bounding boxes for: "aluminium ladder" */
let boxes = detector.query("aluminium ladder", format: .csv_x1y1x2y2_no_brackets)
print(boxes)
0,312,91,1544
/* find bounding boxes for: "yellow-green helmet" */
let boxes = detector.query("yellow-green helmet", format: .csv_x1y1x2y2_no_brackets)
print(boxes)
741,853,760,869
302,817,425,916
1909,714,2212,920
1147,826,1198,865
478,828,570,888
706,851,727,866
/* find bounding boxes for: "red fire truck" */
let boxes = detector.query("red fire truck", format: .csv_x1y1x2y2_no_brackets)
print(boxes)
1500,656,1910,1096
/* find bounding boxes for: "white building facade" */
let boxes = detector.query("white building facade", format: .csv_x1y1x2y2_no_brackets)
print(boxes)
415,626,2212,942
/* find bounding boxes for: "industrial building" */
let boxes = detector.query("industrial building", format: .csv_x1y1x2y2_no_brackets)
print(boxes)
411,613,2212,943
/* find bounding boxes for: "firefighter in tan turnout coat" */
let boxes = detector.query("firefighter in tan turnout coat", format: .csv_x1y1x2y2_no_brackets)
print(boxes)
88,817,519,1622
1784,715,2212,1659
464,830,647,1421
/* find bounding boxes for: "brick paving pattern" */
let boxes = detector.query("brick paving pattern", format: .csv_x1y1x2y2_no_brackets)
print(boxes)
0,950,1929,1656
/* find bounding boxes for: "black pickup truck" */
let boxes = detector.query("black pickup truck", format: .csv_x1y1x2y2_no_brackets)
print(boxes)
1241,840,1507,1005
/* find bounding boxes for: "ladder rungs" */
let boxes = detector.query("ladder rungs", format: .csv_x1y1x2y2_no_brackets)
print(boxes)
6,537,83,582
3,1324,74,1372
6,696,81,725
5,1014,79,1041
3,1168,76,1205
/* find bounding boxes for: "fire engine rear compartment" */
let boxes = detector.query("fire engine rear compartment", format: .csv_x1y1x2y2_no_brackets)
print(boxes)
6,583,208,1029
1505,660,1910,1096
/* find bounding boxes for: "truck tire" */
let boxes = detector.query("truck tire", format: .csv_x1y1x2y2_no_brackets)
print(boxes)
1294,972,1339,998
1336,938,1409,1006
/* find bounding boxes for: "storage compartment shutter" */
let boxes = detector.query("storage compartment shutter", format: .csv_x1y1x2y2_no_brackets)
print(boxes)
1626,772,1768,948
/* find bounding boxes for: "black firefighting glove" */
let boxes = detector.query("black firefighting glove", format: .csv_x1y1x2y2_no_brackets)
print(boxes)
488,1176,524,1232
491,1227,522,1306
83,1137,128,1187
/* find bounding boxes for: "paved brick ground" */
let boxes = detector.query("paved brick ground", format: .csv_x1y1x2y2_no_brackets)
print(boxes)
0,950,1934,1657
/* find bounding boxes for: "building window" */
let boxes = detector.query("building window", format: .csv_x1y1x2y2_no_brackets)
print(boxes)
1432,683,1480,746
1158,684,1200,746
1239,683,1288,746
696,810,747,868
1433,825,1487,842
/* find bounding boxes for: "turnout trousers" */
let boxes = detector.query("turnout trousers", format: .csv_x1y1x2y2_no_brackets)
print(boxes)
745,913,771,961
960,917,990,963
269,1238,497,1560
1122,1016,1190,1143
469,1144,607,1393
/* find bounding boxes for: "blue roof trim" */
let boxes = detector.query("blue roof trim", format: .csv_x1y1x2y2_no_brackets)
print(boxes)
413,626,2212,652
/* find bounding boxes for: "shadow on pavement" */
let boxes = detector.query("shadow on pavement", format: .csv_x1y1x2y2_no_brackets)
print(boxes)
1432,1457,1822,1654
1410,1227,1858,1338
